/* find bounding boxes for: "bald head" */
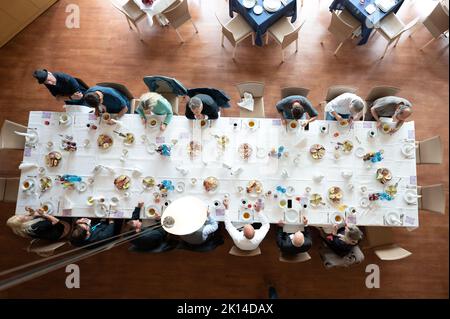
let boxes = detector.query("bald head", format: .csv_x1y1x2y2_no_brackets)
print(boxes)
243,224,255,239
292,231,305,247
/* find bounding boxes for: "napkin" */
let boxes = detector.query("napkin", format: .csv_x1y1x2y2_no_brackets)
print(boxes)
237,92,254,111
19,162,38,170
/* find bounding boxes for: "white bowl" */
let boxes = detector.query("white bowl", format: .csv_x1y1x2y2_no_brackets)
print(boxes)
355,146,366,158
401,143,415,158
404,190,418,205
243,0,256,8
360,197,370,208
385,211,401,225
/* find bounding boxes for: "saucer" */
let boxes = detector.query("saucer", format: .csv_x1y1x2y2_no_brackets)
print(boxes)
253,5,263,15
360,197,370,208
176,181,185,193
401,143,415,158
284,209,299,224
355,146,366,158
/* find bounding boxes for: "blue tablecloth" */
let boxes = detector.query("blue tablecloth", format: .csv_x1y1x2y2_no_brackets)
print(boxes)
329,0,404,45
229,0,297,46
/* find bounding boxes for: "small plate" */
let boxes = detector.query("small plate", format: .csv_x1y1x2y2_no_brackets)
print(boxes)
385,211,402,225
284,209,299,224
355,146,366,158
146,205,160,218
360,197,370,208
243,0,256,8
401,143,415,158
330,212,345,224
41,201,55,214
240,210,253,222
404,190,418,205
253,5,263,15
176,181,185,193
77,181,88,192
286,186,295,197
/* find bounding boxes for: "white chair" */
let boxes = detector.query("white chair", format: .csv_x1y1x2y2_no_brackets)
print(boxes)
365,86,401,103
324,10,360,55
281,87,310,98
110,0,147,40
0,120,27,150
376,13,419,59
419,1,449,50
418,184,446,214
364,227,412,261
416,136,443,164
266,17,307,62
236,82,265,118
215,12,254,60
163,0,198,43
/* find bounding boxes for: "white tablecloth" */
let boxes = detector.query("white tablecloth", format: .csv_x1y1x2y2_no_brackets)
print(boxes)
133,0,176,26
16,112,419,228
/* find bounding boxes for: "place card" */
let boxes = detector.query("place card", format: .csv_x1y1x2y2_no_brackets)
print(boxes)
272,119,281,126
156,136,165,143
41,112,52,119
346,214,357,224
363,122,373,128
409,176,417,185
88,113,97,121
408,130,415,139
24,147,32,157
111,210,124,218
404,216,415,226
215,208,225,216
62,209,72,216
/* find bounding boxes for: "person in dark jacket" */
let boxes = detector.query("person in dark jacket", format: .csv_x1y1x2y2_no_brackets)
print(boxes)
33,69,86,102
125,202,169,252
84,85,130,118
70,218,120,248
277,216,312,255
185,95,219,120
322,224,363,257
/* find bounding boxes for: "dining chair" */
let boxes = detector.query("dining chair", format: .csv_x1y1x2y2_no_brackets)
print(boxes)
279,252,311,263
280,87,310,98
266,17,307,63
419,1,449,50
324,10,360,55
364,227,412,261
96,82,138,112
229,245,261,257
418,184,446,214
162,0,198,43
415,135,442,164
3,177,20,203
215,12,254,60
0,120,27,150
376,13,420,59
320,245,364,268
0,177,5,201
143,78,180,115
235,82,265,118
74,77,90,91
110,0,147,41
324,85,357,103
365,86,401,103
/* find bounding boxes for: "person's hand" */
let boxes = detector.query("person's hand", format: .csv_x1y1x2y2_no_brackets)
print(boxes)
134,220,142,233
335,114,343,122
160,123,167,131
70,92,83,100
155,213,161,221
138,202,144,208
108,219,114,224
281,118,287,126
376,121,382,129
301,120,309,128
223,198,229,209
302,216,308,225
106,119,115,125
332,224,339,234
36,208,45,216
194,114,205,120
278,220,285,227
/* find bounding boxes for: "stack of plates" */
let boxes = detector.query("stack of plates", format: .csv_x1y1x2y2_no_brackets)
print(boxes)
243,0,256,9
263,0,282,12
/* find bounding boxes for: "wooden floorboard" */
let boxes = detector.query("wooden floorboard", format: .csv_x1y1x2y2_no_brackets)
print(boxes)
0,0,448,298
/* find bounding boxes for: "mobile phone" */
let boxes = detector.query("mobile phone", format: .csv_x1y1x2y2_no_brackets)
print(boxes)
287,199,292,209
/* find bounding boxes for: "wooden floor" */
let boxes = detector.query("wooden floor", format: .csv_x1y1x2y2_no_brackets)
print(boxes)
0,0,448,298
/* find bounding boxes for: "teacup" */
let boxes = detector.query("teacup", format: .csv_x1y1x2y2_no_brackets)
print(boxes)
148,207,156,216
200,119,207,127
289,121,298,130
320,125,328,134
360,186,368,194
334,215,343,223
59,114,69,124
279,199,287,208
382,123,391,133
102,113,111,121
46,141,54,150
149,118,158,127
248,120,256,129
242,211,251,220
22,180,33,191
42,204,49,212
368,129,377,138
38,167,46,176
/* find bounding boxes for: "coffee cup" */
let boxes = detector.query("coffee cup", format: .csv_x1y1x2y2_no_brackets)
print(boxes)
149,118,158,127
279,199,287,209
320,125,328,134
368,129,377,138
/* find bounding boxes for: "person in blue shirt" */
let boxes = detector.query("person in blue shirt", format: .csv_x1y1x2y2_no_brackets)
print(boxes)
84,85,130,118
70,217,121,248
276,95,318,127
33,69,86,102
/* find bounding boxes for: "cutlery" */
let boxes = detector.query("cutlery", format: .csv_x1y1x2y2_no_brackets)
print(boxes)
113,130,127,138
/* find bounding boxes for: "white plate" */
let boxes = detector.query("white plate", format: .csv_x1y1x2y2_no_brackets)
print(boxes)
176,181,185,193
94,204,108,217
253,5,263,14
147,143,157,154
401,143,415,158
360,197,370,208
256,147,266,159
243,0,256,8
355,146,366,158
404,190,418,205
286,186,295,197
41,201,55,214
385,211,402,225
284,209,299,223
263,0,281,11
330,212,345,224
77,181,88,192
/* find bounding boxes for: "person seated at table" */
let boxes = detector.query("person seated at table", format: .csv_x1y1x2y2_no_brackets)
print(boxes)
276,216,312,255
223,198,270,251
33,69,86,102
179,210,218,246
124,202,170,252
185,95,219,120
276,95,318,127
136,92,173,131
84,85,130,119
322,224,363,257
70,218,121,248
324,93,366,124
367,96,413,134
6,207,71,241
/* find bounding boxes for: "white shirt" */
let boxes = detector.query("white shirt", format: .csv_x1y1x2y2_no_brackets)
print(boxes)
325,93,364,116
224,210,270,251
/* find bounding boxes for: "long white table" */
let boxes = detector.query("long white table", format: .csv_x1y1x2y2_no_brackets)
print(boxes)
16,112,419,228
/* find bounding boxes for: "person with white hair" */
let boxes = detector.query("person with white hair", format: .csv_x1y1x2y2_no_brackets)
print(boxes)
6,207,72,241
324,92,366,125
136,92,173,131
322,224,363,257
185,94,220,120
276,216,312,255
223,198,270,251
367,96,413,133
